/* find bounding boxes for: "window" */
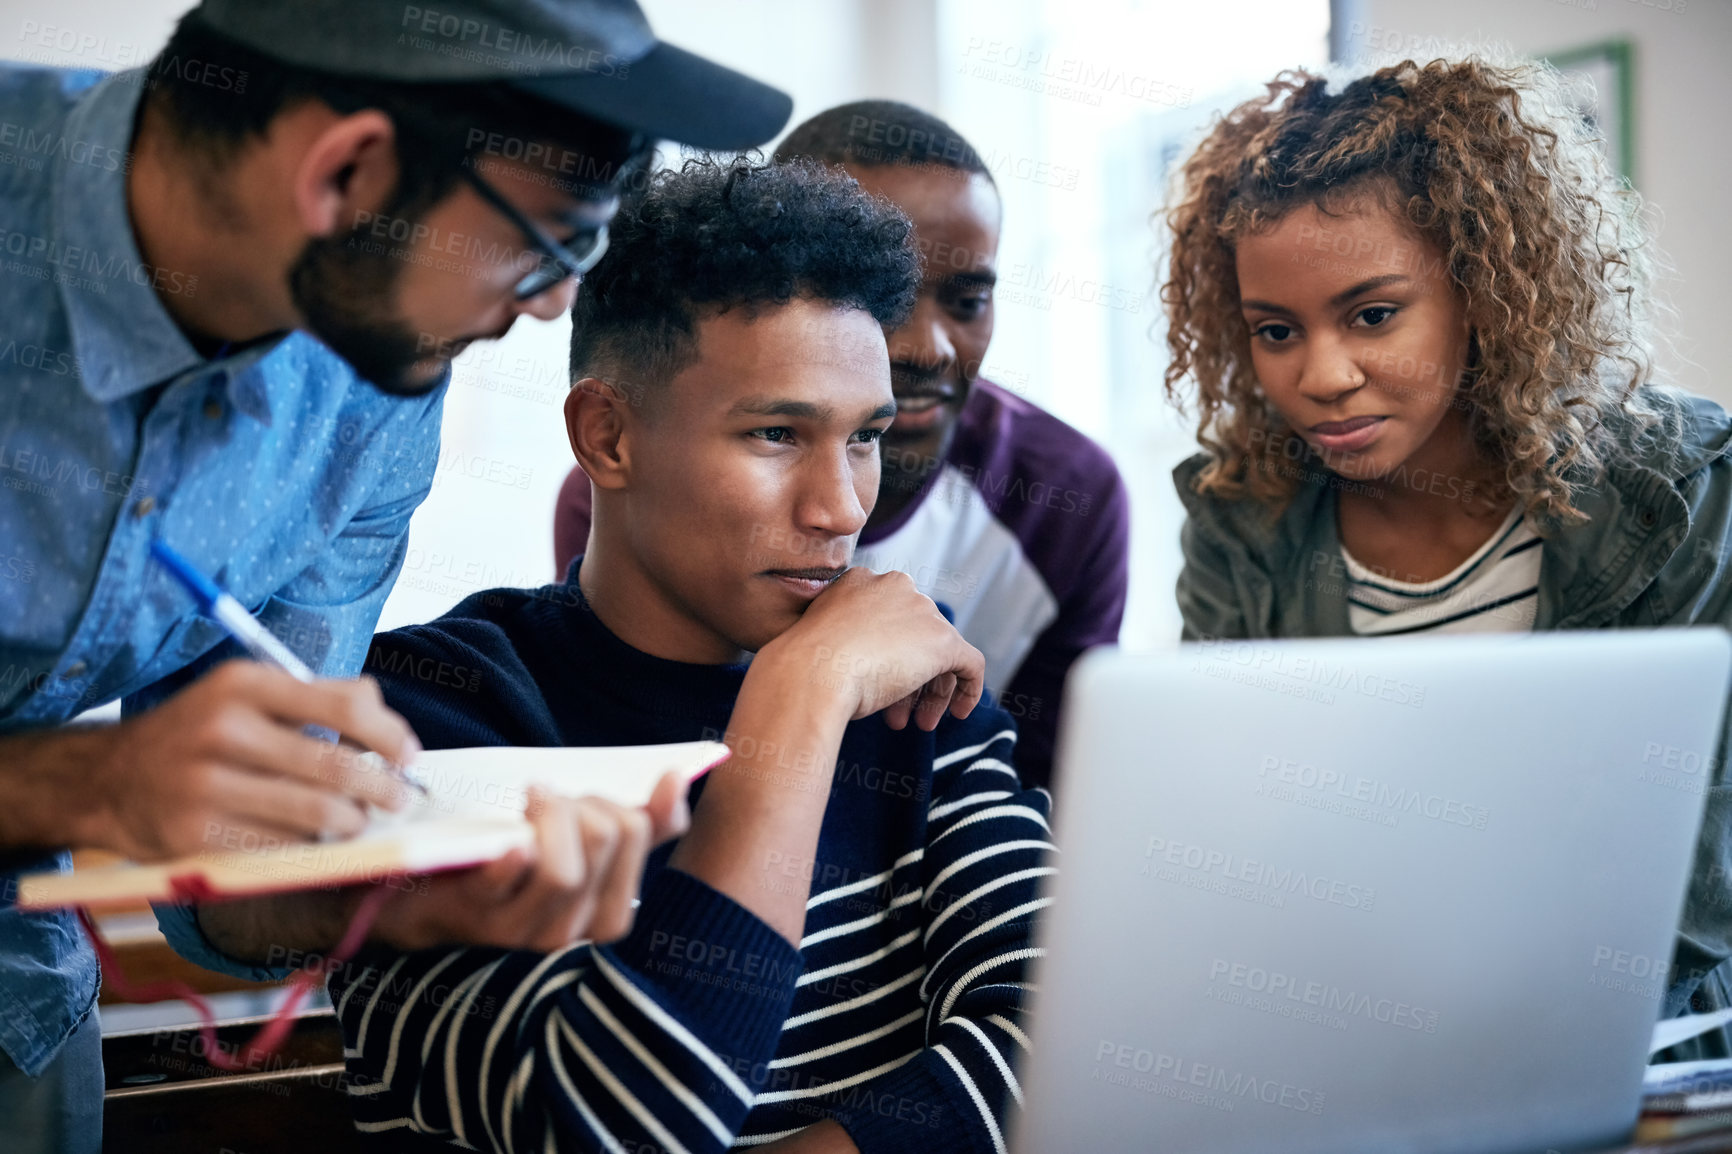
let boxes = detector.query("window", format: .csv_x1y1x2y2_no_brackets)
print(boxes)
935,0,1329,646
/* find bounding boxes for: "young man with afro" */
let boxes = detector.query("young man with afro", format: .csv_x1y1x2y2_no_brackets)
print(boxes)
557,101,1131,790
334,157,1054,1154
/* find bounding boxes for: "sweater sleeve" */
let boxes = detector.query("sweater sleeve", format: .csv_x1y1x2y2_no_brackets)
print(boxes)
836,720,1056,1154
331,867,803,1152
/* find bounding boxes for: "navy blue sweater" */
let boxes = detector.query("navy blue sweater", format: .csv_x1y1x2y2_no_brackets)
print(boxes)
330,576,1054,1153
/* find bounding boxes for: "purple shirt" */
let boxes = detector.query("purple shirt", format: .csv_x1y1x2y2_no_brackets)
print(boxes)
553,380,1130,787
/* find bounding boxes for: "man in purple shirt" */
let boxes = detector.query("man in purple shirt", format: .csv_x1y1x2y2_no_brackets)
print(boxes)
555,101,1128,787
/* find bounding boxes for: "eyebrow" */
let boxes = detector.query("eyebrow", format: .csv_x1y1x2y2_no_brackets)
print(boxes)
946,270,998,288
1241,273,1414,314
730,398,899,423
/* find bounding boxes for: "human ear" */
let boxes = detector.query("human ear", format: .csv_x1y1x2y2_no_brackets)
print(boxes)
566,377,633,491
291,109,400,240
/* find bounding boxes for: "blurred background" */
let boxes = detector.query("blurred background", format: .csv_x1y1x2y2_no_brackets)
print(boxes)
5,0,1728,653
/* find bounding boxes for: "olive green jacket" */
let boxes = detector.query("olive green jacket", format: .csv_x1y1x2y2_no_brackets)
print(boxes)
1175,387,1732,1056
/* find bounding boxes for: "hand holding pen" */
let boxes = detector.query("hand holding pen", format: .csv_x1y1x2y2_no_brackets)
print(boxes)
40,539,428,863
150,540,429,806
150,539,323,682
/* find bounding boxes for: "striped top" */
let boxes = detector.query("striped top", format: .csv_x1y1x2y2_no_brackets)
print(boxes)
1344,506,1542,636
330,577,1054,1153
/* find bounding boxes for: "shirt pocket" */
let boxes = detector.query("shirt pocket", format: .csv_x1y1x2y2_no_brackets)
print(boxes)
112,612,231,704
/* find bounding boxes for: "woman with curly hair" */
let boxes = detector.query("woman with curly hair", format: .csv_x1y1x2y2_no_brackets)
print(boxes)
1163,55,1732,1051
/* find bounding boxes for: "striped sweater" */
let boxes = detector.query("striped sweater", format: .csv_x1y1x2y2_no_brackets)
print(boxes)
331,576,1055,1153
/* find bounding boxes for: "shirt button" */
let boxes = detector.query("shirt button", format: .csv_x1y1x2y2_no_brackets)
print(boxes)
203,399,223,420
132,496,156,519
1639,509,1658,528
64,660,87,679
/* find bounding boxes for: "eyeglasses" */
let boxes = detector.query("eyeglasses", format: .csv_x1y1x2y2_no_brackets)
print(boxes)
457,163,611,300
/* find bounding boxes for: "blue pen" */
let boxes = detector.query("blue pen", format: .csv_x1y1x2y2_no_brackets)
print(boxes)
151,540,318,682
150,539,428,799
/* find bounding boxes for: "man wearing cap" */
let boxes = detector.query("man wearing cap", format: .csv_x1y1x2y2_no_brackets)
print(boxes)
0,3,789,1148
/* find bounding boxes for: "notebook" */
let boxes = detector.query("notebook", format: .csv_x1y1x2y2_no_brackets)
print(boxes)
19,741,730,910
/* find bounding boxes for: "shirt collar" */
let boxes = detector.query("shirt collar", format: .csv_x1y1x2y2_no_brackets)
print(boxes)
53,70,204,405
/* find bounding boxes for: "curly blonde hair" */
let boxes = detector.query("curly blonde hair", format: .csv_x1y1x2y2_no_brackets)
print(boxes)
1162,57,1656,523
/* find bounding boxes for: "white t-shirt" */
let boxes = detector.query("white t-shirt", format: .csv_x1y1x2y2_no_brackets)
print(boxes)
1344,505,1542,635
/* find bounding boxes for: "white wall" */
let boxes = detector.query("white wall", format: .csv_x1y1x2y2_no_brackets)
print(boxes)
933,0,1332,649
2,2,180,71
1347,0,1732,409
639,0,940,127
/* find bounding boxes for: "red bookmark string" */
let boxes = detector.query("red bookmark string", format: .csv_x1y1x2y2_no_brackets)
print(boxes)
78,883,397,1073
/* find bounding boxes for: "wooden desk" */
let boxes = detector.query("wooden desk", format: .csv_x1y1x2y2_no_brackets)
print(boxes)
102,1010,370,1154
73,848,367,1152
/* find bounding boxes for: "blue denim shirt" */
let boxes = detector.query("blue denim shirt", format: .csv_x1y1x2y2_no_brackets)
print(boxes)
0,65,446,1075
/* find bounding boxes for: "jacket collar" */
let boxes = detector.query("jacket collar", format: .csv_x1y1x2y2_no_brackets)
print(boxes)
1536,388,1728,627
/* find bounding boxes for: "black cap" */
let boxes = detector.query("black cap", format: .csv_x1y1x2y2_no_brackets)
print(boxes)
192,0,793,150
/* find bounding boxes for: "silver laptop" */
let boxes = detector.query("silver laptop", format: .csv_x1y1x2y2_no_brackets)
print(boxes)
1015,630,1731,1154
